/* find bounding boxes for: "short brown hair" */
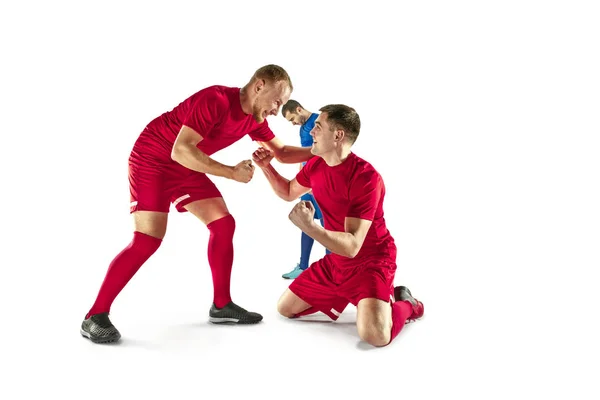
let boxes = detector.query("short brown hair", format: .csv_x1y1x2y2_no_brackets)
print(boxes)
319,104,361,144
253,64,293,91
282,99,303,116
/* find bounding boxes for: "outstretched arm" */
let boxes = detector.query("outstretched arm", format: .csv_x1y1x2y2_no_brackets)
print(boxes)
259,137,313,164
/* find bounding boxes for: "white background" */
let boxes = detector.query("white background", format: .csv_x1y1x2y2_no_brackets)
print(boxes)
1,1,599,399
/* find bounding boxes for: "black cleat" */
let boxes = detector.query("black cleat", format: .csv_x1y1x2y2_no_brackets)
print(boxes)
80,312,121,344
209,302,263,324
394,286,425,322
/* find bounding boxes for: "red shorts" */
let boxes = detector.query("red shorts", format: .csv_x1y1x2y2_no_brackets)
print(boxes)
288,255,397,320
128,148,222,214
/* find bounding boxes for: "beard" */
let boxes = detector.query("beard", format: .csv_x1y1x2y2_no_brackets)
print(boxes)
251,101,265,123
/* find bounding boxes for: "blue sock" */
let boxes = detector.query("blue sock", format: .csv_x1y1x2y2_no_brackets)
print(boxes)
299,232,314,270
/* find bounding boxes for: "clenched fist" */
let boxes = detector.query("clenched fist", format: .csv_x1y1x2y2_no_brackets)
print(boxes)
252,147,275,169
289,201,316,230
232,160,255,183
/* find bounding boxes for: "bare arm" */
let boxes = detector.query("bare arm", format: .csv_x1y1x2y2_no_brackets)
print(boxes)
172,125,253,183
259,137,314,164
290,204,372,258
262,165,311,201
289,169,381,258
308,217,372,258
252,147,310,201
171,125,233,178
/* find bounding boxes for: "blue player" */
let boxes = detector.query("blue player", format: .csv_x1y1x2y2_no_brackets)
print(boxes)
280,100,330,279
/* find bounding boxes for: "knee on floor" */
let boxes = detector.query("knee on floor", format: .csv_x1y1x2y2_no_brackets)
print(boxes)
357,321,391,347
277,300,296,318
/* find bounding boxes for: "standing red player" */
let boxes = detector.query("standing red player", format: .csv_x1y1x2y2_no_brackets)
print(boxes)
81,65,312,343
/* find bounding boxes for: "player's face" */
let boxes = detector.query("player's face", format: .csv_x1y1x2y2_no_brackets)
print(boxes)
252,81,291,123
310,113,335,156
284,110,306,126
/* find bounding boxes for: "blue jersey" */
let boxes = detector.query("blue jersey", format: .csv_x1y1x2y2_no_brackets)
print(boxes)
299,113,318,147
298,113,324,221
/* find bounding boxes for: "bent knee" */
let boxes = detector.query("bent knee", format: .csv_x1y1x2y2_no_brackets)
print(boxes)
277,300,296,318
207,213,235,231
358,323,391,347
133,211,168,239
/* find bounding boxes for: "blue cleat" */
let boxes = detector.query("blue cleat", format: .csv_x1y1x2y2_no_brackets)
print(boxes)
282,264,305,279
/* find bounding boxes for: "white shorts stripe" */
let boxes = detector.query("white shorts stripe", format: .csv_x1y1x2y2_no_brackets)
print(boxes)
173,194,191,206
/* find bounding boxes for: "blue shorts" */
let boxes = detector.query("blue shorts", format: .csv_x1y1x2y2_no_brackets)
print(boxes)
300,192,323,220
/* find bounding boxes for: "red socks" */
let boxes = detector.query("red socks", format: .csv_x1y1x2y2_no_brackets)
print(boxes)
86,214,237,318
87,231,162,318
389,300,414,344
206,214,235,308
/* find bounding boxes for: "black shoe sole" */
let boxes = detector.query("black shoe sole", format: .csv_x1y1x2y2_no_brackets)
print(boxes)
209,316,263,325
80,329,121,344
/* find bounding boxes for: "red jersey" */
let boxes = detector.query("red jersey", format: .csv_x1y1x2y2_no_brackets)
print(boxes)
295,152,397,268
133,85,275,162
